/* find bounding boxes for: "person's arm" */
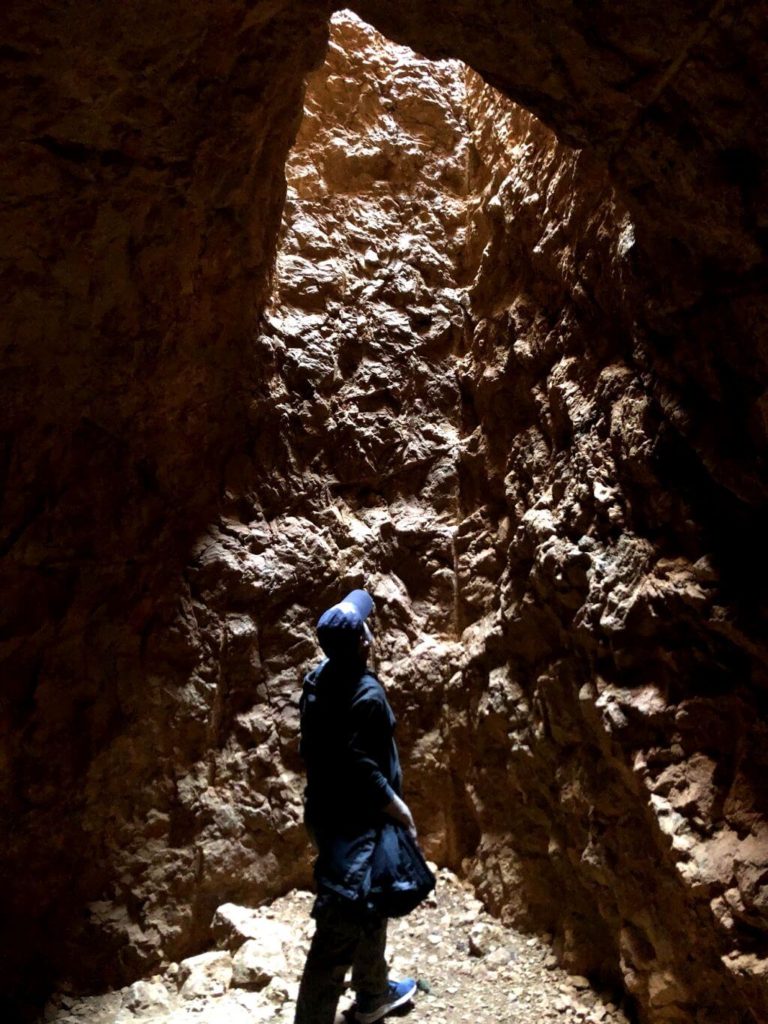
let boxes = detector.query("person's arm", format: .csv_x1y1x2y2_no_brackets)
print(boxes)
347,691,416,836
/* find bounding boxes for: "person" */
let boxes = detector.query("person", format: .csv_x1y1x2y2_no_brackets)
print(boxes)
294,588,422,1024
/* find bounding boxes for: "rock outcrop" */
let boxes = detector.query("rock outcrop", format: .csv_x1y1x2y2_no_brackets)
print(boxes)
455,77,768,1024
1,4,767,1024
0,0,332,1012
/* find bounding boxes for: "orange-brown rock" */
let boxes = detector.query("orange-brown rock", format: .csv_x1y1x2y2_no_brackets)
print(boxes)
455,79,768,1024
351,0,768,504
1,3,767,1024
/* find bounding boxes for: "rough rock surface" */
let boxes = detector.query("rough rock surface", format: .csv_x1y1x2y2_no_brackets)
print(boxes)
2,4,768,1024
0,0,331,1013
351,0,768,504
455,78,768,1024
109,12,768,1023
199,16,768,1024
41,873,633,1024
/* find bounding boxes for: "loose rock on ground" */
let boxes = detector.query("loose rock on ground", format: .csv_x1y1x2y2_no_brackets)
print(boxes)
42,868,630,1024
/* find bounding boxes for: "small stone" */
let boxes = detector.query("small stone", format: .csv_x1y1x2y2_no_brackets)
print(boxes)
264,976,290,1003
232,936,289,989
191,995,259,1024
468,921,503,957
487,946,512,966
122,978,171,1013
178,951,233,999
569,975,591,990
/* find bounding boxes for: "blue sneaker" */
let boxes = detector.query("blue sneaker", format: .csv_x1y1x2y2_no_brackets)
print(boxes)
354,978,417,1023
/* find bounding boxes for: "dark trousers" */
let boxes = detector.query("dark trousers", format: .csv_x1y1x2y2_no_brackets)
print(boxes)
294,901,389,1024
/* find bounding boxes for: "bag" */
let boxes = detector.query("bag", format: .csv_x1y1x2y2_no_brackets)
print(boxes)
368,821,436,918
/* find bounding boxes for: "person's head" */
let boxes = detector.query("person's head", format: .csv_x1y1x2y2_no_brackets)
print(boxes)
316,589,374,669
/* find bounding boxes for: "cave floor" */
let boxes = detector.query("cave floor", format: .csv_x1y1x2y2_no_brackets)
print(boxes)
42,870,630,1024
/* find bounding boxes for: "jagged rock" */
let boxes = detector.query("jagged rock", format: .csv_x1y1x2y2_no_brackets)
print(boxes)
231,929,291,990
211,903,291,953
177,951,233,999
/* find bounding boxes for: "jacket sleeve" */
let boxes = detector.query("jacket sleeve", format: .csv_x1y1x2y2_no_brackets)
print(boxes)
346,691,396,811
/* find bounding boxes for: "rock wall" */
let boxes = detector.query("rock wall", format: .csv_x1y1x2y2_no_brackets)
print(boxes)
2,3,768,1024
454,78,768,1024
351,0,768,538
187,9,473,914
175,15,768,1024
0,0,331,1014
0,7,474,1014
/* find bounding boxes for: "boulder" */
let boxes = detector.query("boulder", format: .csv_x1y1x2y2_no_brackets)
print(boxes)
178,951,233,999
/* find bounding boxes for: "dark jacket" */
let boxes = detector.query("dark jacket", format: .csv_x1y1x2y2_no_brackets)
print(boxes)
299,659,434,918
300,660,402,831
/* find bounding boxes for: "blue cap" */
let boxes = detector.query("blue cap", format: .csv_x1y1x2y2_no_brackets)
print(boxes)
317,589,374,660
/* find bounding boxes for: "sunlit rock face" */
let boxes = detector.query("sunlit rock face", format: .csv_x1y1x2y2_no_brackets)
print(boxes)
2,3,768,1024
196,13,768,1024
351,0,768,506
194,10,474,891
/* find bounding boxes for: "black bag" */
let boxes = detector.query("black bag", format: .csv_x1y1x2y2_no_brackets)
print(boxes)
368,820,436,918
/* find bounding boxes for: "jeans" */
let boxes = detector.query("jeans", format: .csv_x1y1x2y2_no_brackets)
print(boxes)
294,900,389,1024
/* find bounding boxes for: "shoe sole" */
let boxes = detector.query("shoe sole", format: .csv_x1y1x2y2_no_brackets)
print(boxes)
354,982,417,1024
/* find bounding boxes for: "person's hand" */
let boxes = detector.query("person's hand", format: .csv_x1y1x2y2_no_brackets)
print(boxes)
399,802,417,840
385,794,417,839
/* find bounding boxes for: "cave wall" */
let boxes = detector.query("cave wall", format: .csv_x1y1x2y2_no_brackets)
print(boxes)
453,76,768,1024
80,8,476,983
0,0,332,1010
2,2,768,1024
350,0,768,507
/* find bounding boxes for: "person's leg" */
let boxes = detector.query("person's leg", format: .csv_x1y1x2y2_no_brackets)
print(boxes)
294,903,360,1024
352,917,417,1024
351,915,388,1002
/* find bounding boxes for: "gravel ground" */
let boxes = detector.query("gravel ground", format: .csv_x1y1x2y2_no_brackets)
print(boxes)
42,869,631,1024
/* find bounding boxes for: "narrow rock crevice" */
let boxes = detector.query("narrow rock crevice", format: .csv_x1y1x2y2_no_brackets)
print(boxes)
2,5,767,1024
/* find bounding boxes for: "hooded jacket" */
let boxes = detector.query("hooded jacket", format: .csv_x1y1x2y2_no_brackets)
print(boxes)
300,659,402,832
299,659,433,916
